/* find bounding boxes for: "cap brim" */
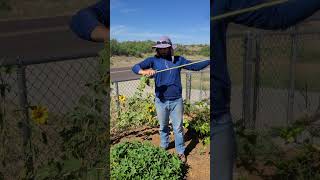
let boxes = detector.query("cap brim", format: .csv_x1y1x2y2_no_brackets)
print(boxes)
152,44,177,49
152,44,172,49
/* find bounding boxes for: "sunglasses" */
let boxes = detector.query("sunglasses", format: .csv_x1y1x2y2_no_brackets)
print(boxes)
156,40,172,45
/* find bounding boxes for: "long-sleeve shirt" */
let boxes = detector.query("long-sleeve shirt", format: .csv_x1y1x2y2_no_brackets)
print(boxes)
132,56,210,100
69,0,108,41
212,0,320,117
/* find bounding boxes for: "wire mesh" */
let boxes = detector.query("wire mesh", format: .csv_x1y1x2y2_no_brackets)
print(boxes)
0,66,24,179
228,35,245,121
1,56,102,179
255,33,292,128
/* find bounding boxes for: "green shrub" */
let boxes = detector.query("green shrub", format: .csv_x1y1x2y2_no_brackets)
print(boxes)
111,141,184,180
235,114,320,179
115,76,158,130
183,100,210,145
199,45,210,57
110,39,210,58
111,39,154,57
268,144,320,180
174,44,190,56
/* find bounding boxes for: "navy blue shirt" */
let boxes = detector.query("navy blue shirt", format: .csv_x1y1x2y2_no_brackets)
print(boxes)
132,56,210,100
212,0,320,117
70,0,108,41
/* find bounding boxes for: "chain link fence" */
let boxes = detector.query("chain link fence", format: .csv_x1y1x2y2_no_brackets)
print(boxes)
2,25,320,179
110,69,210,112
228,27,320,129
111,27,320,130
0,56,106,179
0,64,22,179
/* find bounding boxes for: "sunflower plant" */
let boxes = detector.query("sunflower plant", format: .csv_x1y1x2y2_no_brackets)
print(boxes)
34,46,110,179
114,76,158,131
183,100,210,145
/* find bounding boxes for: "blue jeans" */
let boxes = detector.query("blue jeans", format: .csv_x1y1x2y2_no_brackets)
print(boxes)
211,112,236,180
155,97,185,155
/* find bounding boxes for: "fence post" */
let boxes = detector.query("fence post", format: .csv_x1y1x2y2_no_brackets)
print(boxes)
16,60,33,178
185,72,192,102
114,81,120,115
185,73,187,101
185,73,189,102
199,71,203,101
188,72,192,101
287,26,298,125
253,33,261,127
242,31,257,129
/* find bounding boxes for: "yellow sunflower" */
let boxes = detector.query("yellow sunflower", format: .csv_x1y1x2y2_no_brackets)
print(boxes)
146,104,155,113
31,106,49,125
118,95,126,103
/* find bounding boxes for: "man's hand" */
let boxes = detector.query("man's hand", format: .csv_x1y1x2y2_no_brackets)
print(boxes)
90,24,109,42
138,69,156,77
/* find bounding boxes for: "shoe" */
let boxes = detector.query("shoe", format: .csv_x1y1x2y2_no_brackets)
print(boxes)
178,154,187,163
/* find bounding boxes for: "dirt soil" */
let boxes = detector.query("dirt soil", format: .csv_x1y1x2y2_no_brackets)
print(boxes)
111,126,210,180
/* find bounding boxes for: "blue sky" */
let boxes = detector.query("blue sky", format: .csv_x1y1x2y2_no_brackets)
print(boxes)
111,0,210,45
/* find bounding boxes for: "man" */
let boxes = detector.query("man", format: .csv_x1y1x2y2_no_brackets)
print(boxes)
69,0,320,178
132,36,210,163
70,0,108,42
211,0,320,179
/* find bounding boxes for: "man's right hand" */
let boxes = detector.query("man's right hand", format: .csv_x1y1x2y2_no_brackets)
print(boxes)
90,24,109,42
138,69,156,77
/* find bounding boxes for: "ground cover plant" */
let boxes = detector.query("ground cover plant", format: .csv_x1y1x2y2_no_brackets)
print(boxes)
110,141,185,180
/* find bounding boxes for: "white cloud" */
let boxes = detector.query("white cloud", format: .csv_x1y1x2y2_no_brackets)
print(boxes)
120,8,139,14
111,26,208,44
189,25,210,33
110,0,126,10
116,31,191,40
126,32,164,38
114,31,195,43
111,25,128,36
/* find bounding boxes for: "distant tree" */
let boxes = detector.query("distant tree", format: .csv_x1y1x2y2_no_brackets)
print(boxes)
199,45,210,57
174,44,189,56
111,40,154,57
111,39,208,57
